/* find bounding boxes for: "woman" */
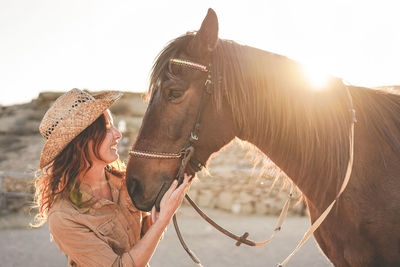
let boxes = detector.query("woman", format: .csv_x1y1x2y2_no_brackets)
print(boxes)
33,88,191,267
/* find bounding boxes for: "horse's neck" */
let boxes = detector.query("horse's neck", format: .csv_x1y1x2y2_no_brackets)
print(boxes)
216,45,354,210
235,86,351,210
244,134,339,209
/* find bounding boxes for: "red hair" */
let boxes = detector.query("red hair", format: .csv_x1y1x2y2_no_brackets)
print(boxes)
32,114,124,227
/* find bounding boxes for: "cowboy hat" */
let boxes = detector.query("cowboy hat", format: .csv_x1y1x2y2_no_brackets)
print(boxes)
39,88,122,169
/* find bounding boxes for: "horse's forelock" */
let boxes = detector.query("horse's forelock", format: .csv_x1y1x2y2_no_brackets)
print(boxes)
147,35,194,101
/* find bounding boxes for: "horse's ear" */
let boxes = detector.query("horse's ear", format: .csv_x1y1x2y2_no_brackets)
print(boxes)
188,8,219,58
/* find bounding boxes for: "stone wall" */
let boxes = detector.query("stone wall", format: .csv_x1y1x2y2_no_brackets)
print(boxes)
0,172,34,213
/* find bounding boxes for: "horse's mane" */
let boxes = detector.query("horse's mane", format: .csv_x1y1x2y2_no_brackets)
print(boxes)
212,40,354,200
149,34,400,202
349,86,400,157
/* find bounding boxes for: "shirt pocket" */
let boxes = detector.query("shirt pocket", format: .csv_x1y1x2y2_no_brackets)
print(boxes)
97,218,114,236
96,217,130,255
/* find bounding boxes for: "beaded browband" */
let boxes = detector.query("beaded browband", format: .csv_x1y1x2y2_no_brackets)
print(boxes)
169,58,209,73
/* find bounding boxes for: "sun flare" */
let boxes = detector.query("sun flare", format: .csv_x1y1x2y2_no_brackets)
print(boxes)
302,64,331,90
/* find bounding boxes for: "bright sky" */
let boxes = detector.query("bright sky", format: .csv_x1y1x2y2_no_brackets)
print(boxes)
1,0,399,106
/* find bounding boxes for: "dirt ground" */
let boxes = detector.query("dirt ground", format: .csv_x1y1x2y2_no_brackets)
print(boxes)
1,206,332,267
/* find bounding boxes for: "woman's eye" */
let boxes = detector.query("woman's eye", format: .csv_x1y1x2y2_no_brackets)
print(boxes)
167,89,184,101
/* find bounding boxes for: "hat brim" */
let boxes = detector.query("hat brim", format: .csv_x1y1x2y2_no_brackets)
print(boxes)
39,91,122,169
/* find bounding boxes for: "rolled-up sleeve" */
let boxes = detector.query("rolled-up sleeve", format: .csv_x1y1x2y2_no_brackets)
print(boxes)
48,211,136,267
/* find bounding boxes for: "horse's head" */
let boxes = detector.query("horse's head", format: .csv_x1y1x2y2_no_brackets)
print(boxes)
126,9,235,211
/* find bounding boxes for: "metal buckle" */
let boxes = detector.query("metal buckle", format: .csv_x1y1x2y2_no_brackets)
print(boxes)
205,78,213,94
190,131,198,141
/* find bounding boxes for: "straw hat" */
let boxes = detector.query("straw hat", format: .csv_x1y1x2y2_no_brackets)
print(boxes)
39,88,123,169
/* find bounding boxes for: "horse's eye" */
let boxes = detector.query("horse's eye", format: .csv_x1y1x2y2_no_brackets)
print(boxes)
167,89,184,101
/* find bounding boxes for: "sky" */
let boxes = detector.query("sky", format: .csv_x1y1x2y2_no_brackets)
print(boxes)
1,0,399,106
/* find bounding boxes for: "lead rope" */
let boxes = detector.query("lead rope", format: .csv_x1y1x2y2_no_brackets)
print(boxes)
184,184,294,247
172,143,296,262
177,118,354,266
173,215,203,266
172,185,295,267
174,99,356,267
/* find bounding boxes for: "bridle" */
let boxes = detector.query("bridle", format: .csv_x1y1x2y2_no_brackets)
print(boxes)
128,58,294,264
128,57,357,267
129,58,212,183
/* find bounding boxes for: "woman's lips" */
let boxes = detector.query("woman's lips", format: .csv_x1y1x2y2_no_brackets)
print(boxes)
110,143,118,150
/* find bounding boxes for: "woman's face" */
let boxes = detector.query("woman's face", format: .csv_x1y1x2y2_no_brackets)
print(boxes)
97,110,122,164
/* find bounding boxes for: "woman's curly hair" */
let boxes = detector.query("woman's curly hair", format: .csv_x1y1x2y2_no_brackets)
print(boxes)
32,114,124,227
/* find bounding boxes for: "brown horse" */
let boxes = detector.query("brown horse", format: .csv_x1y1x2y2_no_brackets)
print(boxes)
126,9,400,266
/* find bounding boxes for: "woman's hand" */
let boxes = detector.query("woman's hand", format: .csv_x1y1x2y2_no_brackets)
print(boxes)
130,174,193,267
151,174,192,226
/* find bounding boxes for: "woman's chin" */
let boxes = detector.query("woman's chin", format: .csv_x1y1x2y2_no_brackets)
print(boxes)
101,155,119,166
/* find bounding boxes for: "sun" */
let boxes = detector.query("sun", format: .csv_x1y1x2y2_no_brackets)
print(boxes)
302,64,331,90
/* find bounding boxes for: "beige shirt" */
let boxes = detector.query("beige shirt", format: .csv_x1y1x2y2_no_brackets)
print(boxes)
48,172,152,267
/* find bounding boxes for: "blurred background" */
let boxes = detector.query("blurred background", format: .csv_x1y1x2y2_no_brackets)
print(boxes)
1,0,399,266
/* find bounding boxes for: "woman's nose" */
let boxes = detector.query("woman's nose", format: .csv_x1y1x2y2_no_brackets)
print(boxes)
114,127,122,140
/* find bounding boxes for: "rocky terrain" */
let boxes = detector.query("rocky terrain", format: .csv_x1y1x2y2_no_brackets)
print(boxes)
1,90,305,216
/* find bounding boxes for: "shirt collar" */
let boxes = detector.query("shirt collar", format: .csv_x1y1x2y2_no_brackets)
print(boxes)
75,171,123,208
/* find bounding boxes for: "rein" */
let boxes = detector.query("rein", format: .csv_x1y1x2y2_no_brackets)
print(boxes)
129,58,357,267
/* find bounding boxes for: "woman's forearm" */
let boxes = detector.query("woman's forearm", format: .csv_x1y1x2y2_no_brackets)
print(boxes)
128,218,169,267
129,176,191,266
